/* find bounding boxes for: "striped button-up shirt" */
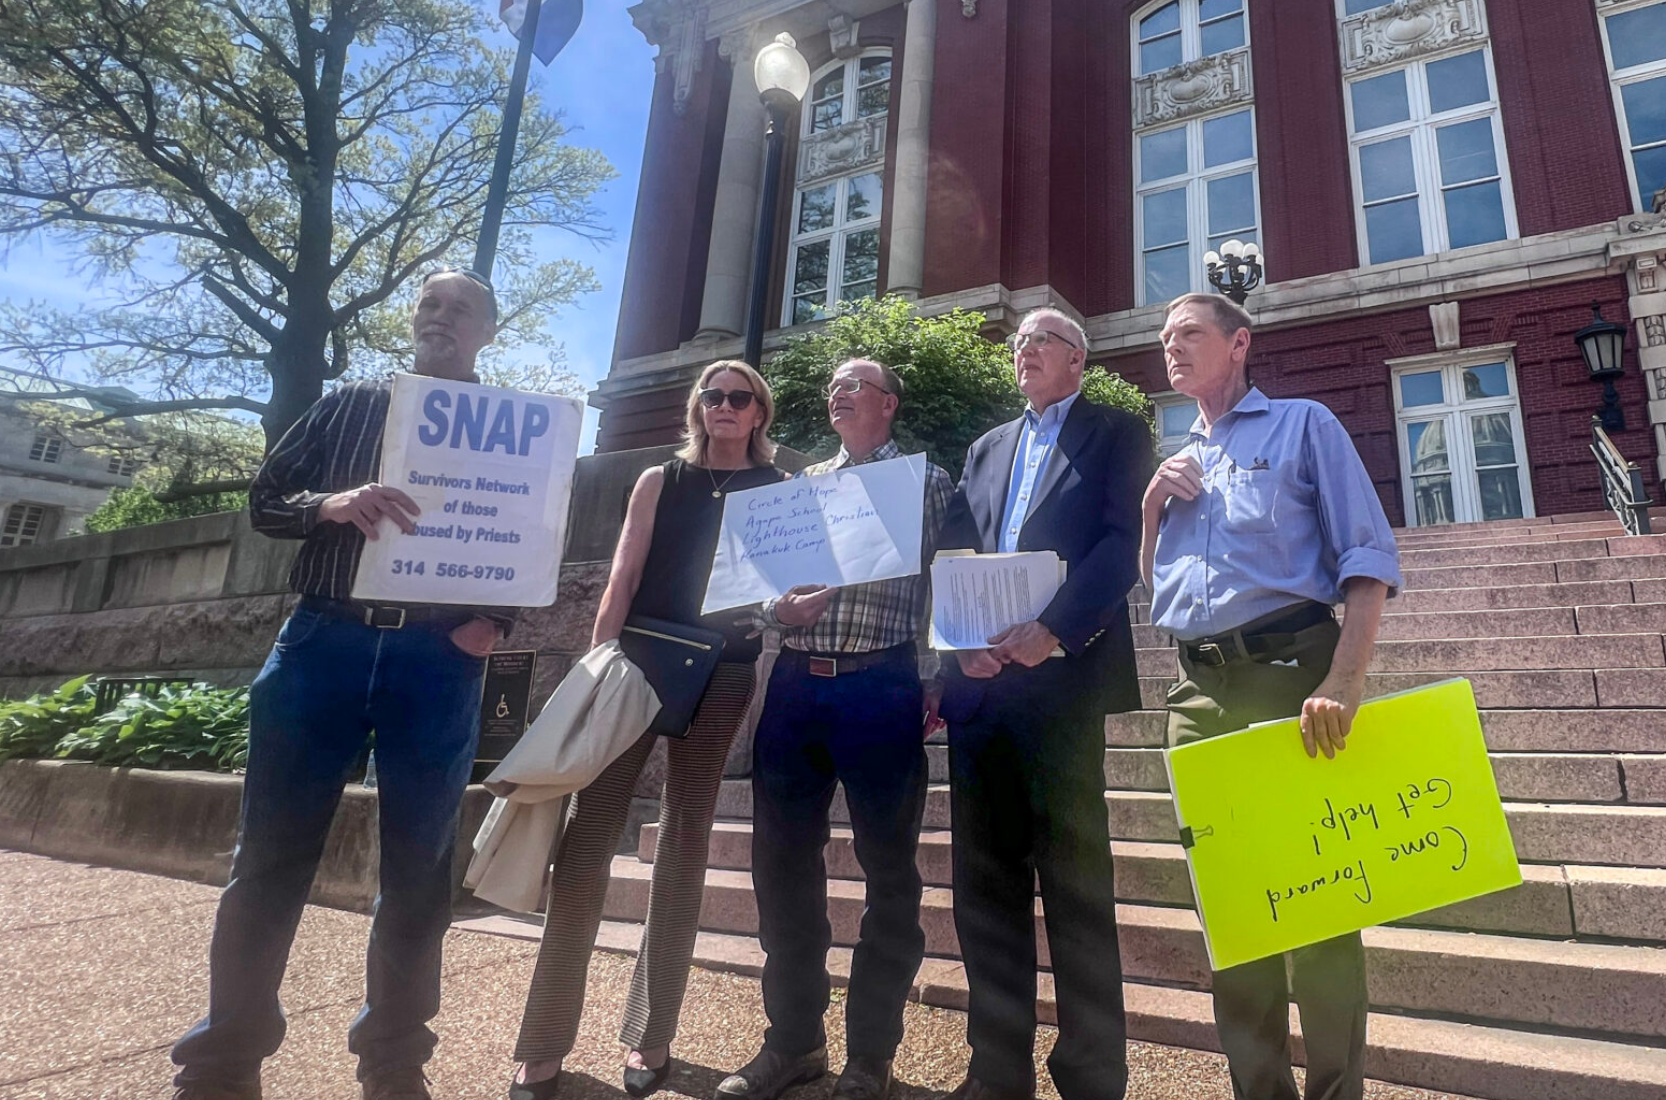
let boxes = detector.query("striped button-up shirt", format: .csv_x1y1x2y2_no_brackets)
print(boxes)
249,375,517,629
766,439,954,658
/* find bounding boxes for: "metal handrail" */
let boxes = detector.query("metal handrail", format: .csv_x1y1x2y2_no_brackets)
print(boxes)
1590,416,1653,536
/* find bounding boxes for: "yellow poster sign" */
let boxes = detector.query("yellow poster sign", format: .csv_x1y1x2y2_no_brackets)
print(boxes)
1164,678,1521,971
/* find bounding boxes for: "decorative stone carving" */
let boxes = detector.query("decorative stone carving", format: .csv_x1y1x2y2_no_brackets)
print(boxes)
962,0,978,16
1133,47,1253,130
1339,0,1488,76
1430,301,1461,350
796,114,888,186
1644,316,1666,348
630,0,710,116
828,14,861,58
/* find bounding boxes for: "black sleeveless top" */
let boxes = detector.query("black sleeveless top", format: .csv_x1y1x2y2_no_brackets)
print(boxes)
630,458,785,663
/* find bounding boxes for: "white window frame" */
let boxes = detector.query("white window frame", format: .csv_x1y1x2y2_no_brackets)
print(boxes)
1133,0,1249,77
1389,346,1535,527
1153,392,1202,456
107,454,141,477
1340,41,1518,266
1596,0,1666,213
28,434,63,463
1133,106,1262,306
0,502,48,547
783,50,891,327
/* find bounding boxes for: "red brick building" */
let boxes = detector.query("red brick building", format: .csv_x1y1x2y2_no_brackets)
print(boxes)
604,0,1666,528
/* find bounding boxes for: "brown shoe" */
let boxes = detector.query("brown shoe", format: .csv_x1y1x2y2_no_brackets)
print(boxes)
714,1046,828,1100
363,1066,433,1100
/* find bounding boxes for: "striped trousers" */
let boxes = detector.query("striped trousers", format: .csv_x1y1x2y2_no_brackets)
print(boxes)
514,661,756,1061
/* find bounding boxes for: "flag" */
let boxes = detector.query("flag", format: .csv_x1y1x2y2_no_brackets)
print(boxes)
500,0,582,65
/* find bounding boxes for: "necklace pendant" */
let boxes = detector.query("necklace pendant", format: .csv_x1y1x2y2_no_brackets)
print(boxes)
712,490,722,498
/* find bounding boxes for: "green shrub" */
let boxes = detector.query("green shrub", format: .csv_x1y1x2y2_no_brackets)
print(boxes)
0,676,99,760
0,678,250,771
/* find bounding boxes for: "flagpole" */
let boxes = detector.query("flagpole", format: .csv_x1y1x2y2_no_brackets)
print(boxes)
475,0,544,281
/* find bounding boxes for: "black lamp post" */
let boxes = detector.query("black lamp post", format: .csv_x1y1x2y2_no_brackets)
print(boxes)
1204,239,1264,305
1574,302,1629,433
742,33,810,368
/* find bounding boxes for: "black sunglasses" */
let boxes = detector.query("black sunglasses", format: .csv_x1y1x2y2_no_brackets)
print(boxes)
699,388,756,411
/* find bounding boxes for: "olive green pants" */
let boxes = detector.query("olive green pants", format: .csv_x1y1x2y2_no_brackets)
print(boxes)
1166,616,1367,1100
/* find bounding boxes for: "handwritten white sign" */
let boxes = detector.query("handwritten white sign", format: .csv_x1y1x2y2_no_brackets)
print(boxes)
352,372,583,607
928,551,1064,649
700,453,927,614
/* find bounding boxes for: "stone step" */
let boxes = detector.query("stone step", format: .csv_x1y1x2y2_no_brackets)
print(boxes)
1398,536,1636,569
1399,555,1666,591
1579,603,1666,634
1389,581,1636,613
1104,789,1666,868
1392,508,1660,535
1556,555,1666,584
1136,635,1665,676
1097,747,1666,805
1137,669,1666,709
926,744,1666,805
714,781,1666,869
1393,522,1633,549
1139,604,1666,646
460,917,1666,1100
647,822,1666,945
598,856,1666,1041
1103,708,1666,753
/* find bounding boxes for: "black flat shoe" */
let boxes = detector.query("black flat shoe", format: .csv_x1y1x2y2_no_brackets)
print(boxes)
508,1069,560,1100
623,1060,672,1098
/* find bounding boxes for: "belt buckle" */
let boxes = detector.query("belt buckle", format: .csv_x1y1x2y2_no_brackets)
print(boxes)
1194,642,1227,667
807,656,838,678
365,606,406,629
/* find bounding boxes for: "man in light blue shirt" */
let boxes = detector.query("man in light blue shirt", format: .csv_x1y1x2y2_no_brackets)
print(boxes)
1139,292,1401,1100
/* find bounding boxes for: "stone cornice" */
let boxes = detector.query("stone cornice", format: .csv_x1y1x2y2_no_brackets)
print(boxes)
1337,0,1488,77
1133,46,1253,131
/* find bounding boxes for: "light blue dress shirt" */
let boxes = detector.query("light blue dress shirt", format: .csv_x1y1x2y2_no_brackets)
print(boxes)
1150,387,1402,641
999,390,1080,553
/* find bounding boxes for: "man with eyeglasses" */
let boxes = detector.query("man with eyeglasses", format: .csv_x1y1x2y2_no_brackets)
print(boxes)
170,269,513,1100
934,308,1151,1100
717,359,953,1100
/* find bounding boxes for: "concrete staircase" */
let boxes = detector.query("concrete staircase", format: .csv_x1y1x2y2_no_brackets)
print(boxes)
595,511,1666,1100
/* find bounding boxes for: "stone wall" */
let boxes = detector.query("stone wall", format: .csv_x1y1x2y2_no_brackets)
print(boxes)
0,448,682,703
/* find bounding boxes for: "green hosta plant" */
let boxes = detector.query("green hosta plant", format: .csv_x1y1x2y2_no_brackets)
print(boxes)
55,684,251,771
0,677,99,760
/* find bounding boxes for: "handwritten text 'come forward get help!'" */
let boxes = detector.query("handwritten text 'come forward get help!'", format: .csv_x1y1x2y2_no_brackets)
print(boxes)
1164,678,1521,971
352,373,584,608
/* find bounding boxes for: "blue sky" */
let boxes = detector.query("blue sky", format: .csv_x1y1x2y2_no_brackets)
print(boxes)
0,0,656,454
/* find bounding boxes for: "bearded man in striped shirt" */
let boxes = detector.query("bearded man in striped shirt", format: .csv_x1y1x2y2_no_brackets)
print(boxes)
171,269,515,1100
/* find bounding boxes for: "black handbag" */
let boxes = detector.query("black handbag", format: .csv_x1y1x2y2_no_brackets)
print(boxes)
618,616,728,738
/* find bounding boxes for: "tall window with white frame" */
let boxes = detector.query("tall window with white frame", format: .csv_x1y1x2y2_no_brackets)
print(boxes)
1340,8,1516,266
784,51,891,326
1599,0,1666,212
0,503,48,547
1133,0,1259,306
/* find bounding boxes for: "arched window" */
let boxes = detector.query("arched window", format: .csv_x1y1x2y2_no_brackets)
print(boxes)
784,51,891,325
1132,0,1259,306
1336,0,1516,264
1598,0,1666,211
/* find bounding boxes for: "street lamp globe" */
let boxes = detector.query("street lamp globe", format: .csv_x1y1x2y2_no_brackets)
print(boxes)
754,32,810,112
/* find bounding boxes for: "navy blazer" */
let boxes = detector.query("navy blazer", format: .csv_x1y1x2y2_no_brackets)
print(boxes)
937,396,1153,721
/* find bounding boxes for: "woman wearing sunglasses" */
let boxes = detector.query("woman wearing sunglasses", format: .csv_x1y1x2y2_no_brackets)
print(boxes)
510,360,785,1100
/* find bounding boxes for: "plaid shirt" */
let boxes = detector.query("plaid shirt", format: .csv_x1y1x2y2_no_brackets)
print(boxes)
249,375,517,631
767,439,953,658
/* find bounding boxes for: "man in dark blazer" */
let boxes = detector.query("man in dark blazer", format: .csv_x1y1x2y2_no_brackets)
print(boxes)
936,307,1151,1100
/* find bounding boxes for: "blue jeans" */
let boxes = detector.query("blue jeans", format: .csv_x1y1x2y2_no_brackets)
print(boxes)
172,603,487,1085
751,645,927,1060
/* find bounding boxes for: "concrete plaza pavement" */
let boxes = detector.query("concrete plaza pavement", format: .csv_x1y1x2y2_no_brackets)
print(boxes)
0,850,1480,1100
